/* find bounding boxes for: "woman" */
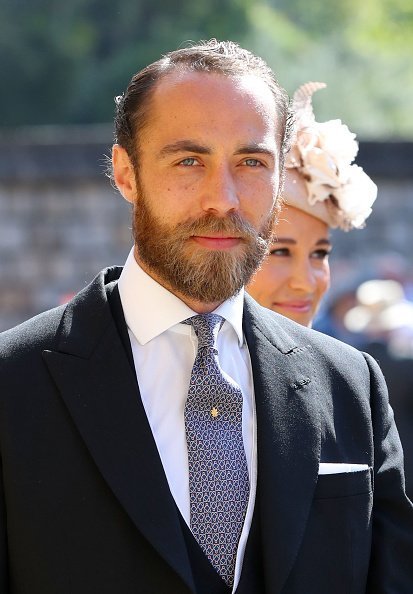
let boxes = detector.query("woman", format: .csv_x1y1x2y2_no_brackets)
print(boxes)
247,82,377,327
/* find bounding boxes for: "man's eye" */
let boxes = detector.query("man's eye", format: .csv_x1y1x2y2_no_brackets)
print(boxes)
244,158,262,167
179,157,200,166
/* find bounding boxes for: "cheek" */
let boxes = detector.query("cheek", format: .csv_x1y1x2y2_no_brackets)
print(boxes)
144,182,195,222
239,175,276,219
248,259,287,302
315,266,331,298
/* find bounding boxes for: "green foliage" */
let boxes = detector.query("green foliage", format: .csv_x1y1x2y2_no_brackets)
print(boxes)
244,0,413,139
0,0,250,126
0,0,412,138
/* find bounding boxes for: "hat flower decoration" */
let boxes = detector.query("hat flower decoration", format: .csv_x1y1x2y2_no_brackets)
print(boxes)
285,82,378,231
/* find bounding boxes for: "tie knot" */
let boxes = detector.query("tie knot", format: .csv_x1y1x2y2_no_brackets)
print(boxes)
183,313,224,350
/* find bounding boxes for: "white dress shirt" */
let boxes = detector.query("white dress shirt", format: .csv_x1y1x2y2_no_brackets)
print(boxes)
118,248,257,591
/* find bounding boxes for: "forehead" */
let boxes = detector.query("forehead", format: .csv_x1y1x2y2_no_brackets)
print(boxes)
275,205,330,240
144,70,280,143
154,69,276,105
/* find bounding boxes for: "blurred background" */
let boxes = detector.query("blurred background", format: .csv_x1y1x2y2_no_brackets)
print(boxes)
1,0,413,494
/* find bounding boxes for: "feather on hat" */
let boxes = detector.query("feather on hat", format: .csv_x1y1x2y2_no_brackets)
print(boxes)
284,83,377,231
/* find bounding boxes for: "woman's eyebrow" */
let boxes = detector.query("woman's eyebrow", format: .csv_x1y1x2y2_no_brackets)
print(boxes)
316,238,332,246
272,237,296,245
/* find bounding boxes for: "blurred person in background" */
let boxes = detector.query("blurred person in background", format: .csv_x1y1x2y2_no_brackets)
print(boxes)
314,252,413,345
247,82,377,327
344,278,413,500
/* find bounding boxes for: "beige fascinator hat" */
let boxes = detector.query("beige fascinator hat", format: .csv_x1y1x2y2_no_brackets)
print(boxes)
285,82,378,231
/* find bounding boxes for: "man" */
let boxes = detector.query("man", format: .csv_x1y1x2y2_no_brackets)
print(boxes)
0,40,412,594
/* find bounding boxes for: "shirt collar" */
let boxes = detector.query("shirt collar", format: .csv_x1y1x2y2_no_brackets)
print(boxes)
118,248,245,346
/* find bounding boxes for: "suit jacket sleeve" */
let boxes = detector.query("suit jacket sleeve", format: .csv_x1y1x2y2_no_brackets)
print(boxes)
0,453,9,592
365,351,413,592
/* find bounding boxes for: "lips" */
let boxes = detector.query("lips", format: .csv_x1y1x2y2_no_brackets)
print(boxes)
273,300,312,313
191,235,242,249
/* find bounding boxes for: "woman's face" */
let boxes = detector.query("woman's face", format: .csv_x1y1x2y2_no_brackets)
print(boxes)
247,205,331,327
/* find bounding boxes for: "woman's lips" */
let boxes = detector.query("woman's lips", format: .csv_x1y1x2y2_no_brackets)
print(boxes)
191,236,241,249
273,300,312,313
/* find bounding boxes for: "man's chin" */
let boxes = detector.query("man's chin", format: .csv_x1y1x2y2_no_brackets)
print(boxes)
137,234,266,304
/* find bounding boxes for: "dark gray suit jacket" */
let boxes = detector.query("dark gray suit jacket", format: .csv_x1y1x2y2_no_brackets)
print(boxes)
1,266,413,593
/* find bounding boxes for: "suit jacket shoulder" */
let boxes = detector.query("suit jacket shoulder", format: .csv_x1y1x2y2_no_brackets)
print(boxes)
0,267,122,365
243,292,373,380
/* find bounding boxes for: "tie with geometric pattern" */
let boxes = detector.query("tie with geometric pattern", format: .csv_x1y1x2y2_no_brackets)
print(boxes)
183,313,250,587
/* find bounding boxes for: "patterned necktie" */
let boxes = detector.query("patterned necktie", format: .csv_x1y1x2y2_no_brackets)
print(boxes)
183,313,250,587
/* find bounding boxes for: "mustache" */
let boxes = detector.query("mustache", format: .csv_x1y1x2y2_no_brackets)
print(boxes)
171,212,267,242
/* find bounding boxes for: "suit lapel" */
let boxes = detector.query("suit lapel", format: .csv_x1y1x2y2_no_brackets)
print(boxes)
43,268,195,593
243,296,321,593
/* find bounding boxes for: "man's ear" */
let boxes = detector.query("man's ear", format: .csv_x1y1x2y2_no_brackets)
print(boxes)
112,144,137,204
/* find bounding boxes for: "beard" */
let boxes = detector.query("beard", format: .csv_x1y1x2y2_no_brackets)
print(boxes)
132,184,277,304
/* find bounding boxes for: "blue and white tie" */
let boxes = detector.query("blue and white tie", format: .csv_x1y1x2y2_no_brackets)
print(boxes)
183,313,250,587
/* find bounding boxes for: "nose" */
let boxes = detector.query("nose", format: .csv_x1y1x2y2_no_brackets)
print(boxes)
288,259,317,294
200,166,240,215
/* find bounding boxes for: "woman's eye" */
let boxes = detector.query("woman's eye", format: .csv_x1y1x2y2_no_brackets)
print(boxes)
269,247,289,257
311,249,331,260
179,157,200,166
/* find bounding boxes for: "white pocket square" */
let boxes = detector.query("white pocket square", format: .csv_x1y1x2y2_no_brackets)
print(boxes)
318,463,369,475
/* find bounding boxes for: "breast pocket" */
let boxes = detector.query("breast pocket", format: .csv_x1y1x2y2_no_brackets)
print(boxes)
285,469,373,594
314,467,373,499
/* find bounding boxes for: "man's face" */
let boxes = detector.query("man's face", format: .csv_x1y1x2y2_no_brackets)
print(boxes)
114,71,282,309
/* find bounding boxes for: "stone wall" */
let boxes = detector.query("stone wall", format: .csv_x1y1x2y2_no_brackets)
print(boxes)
0,126,131,331
1,126,412,331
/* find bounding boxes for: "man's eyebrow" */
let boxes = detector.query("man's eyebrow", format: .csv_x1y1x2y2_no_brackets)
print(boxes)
234,144,276,157
159,141,212,157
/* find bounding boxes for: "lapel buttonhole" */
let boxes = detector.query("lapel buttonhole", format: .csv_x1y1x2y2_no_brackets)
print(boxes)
291,377,311,390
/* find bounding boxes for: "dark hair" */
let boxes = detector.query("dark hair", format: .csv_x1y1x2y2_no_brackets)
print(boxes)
112,39,293,174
